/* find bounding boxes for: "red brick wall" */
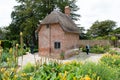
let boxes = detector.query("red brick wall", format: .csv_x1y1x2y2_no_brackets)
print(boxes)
50,24,65,55
38,24,50,56
64,33,79,50
38,23,79,58
38,23,65,57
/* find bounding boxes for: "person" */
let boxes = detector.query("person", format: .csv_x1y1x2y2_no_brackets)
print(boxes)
86,45,90,55
30,44,34,54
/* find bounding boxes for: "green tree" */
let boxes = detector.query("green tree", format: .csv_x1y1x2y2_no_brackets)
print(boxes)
113,27,120,34
0,27,7,40
7,0,80,45
79,27,87,39
87,20,116,39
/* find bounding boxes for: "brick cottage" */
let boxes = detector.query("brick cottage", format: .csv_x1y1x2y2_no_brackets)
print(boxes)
37,6,80,59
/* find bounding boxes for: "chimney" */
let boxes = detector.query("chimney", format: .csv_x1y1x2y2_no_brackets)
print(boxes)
64,6,70,16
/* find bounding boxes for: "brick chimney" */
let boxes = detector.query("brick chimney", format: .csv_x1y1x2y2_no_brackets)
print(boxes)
64,6,70,16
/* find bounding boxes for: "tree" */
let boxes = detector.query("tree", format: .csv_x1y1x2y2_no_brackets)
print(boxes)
79,27,87,39
113,27,120,34
87,20,116,39
7,0,80,45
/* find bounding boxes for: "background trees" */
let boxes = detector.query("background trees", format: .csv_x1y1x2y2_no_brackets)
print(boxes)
6,0,80,45
86,20,116,39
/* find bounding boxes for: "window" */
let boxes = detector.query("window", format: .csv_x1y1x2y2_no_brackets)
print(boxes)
54,42,61,49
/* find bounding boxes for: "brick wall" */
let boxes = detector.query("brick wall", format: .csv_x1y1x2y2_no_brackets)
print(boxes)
38,23,65,58
38,23,79,58
64,33,79,50
38,24,50,56
78,40,111,47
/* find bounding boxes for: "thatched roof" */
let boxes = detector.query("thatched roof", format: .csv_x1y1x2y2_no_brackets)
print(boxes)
37,10,79,34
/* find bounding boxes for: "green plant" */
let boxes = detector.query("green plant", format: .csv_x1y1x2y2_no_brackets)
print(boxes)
1,40,12,49
83,45,110,54
22,62,35,73
60,51,65,59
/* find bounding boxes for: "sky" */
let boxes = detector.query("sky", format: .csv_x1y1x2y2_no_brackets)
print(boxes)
0,0,120,29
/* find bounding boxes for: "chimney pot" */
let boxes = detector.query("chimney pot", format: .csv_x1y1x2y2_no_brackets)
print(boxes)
64,6,70,16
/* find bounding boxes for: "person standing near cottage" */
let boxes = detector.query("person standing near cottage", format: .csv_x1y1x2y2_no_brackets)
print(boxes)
30,44,34,54
86,45,90,55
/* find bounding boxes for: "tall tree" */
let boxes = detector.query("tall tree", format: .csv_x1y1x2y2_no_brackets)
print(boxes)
7,0,80,45
87,20,116,39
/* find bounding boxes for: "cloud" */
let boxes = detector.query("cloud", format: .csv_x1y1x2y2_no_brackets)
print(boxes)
76,0,120,29
0,0,17,27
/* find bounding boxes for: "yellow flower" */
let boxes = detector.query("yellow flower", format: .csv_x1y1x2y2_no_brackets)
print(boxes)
30,76,33,80
9,48,13,54
97,76,100,80
7,58,9,61
13,75,18,79
16,44,19,47
11,68,14,71
59,73,62,78
63,61,70,64
85,75,91,80
73,77,77,80
1,68,6,72
4,71,9,76
20,32,23,36
21,73,27,76
0,40,1,45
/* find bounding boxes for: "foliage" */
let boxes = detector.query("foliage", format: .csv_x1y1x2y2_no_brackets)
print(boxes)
6,0,80,45
100,54,120,79
0,43,31,80
22,62,35,73
87,20,116,39
0,27,7,40
82,45,110,54
0,49,120,80
60,51,65,59
101,54,120,68
23,61,119,80
1,49,10,62
113,27,120,34
1,40,12,49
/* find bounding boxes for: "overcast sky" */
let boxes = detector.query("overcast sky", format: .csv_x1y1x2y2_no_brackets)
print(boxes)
0,0,120,29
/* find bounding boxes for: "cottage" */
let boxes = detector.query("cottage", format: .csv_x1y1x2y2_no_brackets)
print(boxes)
37,6,79,59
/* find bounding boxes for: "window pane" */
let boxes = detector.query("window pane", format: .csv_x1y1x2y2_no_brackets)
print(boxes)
54,42,60,49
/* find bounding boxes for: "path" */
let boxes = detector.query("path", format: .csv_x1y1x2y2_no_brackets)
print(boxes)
66,52,103,63
18,52,104,67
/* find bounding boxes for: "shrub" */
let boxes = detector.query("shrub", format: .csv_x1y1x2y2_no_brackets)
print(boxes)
22,62,35,73
1,40,12,49
100,54,120,79
29,61,119,80
100,54,120,68
82,45,110,54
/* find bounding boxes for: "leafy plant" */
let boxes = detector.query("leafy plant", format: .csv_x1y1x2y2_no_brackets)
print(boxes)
60,51,65,59
22,62,35,73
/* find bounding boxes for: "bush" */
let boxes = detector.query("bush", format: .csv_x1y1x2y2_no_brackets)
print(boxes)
82,45,110,54
100,54,120,69
1,40,12,49
29,61,119,80
100,54,120,79
22,63,35,73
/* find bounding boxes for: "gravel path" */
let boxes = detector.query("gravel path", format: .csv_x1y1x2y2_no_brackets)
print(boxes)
18,52,104,68
66,52,103,63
